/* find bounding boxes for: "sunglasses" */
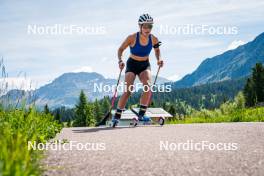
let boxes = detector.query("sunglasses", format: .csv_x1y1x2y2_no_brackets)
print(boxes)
142,24,153,29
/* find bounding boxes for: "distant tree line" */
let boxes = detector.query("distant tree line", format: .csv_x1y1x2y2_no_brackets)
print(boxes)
126,77,247,112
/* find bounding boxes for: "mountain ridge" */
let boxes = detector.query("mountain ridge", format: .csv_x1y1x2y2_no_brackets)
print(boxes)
173,32,264,88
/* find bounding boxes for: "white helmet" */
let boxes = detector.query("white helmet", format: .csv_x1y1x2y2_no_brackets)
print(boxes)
138,14,153,25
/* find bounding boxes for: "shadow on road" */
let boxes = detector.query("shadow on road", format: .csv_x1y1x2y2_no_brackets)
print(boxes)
72,125,163,133
72,126,131,133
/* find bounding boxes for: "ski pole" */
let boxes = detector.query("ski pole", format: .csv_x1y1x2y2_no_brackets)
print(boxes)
148,65,161,106
95,68,123,126
111,68,123,107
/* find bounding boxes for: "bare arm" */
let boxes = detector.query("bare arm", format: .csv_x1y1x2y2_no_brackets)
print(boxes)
152,35,161,60
152,35,164,67
118,35,133,62
154,47,161,61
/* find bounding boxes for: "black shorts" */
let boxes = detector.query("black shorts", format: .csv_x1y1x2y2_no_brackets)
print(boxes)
125,58,151,75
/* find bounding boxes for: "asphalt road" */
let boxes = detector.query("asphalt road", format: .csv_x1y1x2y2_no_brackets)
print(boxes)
43,122,264,176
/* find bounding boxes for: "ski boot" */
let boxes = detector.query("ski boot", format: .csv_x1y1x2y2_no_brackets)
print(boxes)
138,115,151,122
111,116,120,128
134,115,152,126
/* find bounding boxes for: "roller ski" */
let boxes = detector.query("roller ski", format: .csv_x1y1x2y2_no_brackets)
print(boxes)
130,108,165,127
131,115,152,127
133,115,165,127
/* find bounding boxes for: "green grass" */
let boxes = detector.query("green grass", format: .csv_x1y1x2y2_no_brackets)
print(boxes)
0,106,62,175
168,107,264,124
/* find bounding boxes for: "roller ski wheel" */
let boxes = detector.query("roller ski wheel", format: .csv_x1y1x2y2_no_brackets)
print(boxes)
132,117,138,127
158,117,165,126
111,118,119,128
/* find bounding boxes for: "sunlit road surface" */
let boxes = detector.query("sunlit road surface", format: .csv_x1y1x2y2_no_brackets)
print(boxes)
43,122,264,176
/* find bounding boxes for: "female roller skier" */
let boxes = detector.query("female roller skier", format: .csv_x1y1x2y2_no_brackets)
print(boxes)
112,14,164,127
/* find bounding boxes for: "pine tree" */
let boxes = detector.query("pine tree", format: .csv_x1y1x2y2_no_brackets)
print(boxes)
94,99,103,123
244,63,264,107
85,103,95,126
244,78,256,106
44,104,50,114
149,100,156,107
73,90,88,127
102,96,111,114
67,118,71,127
54,109,61,122
162,102,167,111
252,63,264,103
168,104,176,117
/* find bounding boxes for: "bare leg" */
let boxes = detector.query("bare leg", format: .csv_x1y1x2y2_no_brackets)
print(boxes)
117,72,136,109
139,69,152,106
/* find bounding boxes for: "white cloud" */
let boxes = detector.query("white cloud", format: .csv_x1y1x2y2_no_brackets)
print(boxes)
169,39,222,49
227,40,246,50
72,66,93,73
167,74,181,81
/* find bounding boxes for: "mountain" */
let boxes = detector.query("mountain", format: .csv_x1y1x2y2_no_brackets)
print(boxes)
34,72,115,108
1,72,169,109
0,89,32,106
173,32,264,88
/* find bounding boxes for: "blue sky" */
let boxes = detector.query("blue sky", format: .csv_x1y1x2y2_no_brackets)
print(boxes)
0,0,264,90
